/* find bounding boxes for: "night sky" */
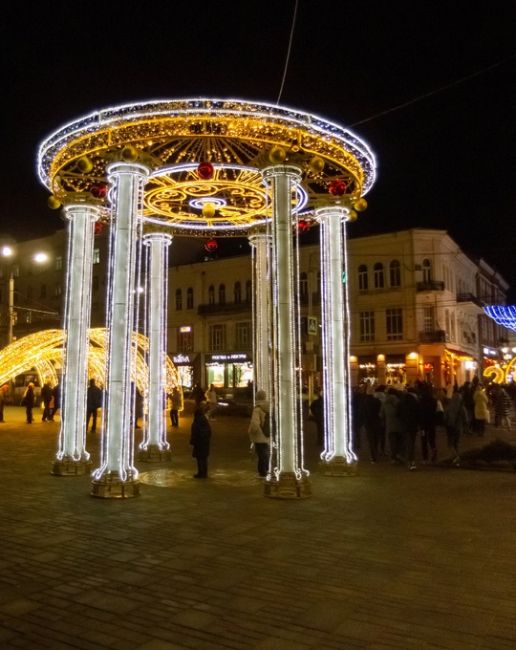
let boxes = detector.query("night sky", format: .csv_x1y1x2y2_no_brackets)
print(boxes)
3,1,516,293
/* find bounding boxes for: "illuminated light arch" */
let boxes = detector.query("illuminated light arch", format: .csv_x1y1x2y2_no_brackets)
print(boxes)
484,305,516,331
0,328,180,395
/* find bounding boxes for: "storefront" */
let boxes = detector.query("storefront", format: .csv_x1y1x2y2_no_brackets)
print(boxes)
205,352,253,391
172,353,195,390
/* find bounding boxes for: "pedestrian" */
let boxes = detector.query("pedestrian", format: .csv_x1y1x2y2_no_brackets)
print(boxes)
309,391,324,447
248,389,271,477
0,383,9,422
473,383,490,436
51,383,60,420
380,387,404,463
205,383,218,420
191,383,205,406
41,381,54,422
360,386,383,463
169,385,182,427
419,383,438,464
190,402,212,478
86,378,103,433
444,386,468,466
21,383,35,424
493,384,512,429
398,386,421,470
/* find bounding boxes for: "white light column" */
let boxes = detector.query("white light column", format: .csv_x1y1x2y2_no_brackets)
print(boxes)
138,232,172,462
263,166,311,499
316,206,357,474
248,229,272,401
91,162,149,498
53,202,101,476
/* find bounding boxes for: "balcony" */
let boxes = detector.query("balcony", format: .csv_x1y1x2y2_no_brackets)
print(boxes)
416,280,445,292
419,330,447,343
198,300,251,315
456,292,484,308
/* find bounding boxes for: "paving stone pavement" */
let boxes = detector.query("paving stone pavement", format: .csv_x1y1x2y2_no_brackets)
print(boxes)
0,405,515,649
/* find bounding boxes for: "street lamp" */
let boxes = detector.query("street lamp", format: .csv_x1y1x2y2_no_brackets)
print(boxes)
1,245,53,345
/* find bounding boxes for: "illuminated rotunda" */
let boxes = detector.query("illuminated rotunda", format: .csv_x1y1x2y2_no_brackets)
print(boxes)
37,99,376,499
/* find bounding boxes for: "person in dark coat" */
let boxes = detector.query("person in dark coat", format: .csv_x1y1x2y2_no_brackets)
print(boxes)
51,383,61,420
41,381,54,422
398,387,421,470
361,389,383,463
190,403,212,478
309,392,324,447
191,383,206,406
419,383,438,463
86,378,103,433
22,383,36,424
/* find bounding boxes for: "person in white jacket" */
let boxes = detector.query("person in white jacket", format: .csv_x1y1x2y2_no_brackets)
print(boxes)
248,390,270,477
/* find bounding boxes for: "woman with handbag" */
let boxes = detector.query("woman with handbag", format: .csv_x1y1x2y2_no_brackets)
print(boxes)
22,383,35,424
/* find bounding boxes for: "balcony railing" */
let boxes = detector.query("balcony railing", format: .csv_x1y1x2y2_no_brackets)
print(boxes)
456,292,484,308
416,280,445,292
198,300,251,315
419,329,447,343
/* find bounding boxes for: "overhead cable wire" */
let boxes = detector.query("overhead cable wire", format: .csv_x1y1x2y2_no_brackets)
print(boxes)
276,0,299,105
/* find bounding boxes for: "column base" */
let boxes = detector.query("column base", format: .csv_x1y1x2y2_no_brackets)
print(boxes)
51,457,92,476
137,445,172,463
91,471,140,498
319,455,358,476
264,472,312,499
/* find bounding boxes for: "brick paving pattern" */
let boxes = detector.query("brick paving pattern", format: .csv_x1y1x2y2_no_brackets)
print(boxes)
0,405,515,648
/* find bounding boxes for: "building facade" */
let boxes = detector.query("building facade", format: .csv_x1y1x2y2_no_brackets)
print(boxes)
1,227,509,395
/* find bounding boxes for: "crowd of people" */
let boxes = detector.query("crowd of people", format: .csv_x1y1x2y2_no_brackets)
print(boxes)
351,377,515,470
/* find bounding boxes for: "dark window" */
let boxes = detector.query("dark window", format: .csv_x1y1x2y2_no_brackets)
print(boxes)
358,265,368,291
186,287,194,309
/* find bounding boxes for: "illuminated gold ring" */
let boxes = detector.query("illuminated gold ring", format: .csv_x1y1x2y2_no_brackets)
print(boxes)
38,98,376,236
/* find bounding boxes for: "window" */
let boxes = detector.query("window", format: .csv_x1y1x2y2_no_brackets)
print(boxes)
55,256,63,271
358,265,368,291
386,308,403,340
209,324,226,351
186,287,194,309
54,284,62,297
40,283,47,299
177,328,193,352
219,284,226,304
93,248,100,265
234,281,241,304
300,272,308,300
359,311,375,342
235,322,252,350
175,288,182,310
389,260,401,287
423,306,435,333
27,286,33,301
422,258,432,283
374,263,384,289
245,280,252,303
208,285,215,305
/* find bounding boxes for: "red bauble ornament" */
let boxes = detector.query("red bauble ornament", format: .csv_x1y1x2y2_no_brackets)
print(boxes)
204,238,218,253
297,219,311,232
197,162,214,180
91,183,108,199
328,179,348,196
94,222,104,235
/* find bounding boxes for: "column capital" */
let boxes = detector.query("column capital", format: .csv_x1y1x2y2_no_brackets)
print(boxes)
248,229,273,247
142,231,173,246
107,161,150,180
62,202,103,221
314,205,350,222
262,165,302,183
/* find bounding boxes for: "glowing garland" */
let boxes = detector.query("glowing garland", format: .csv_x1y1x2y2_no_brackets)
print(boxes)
37,98,376,238
484,305,516,331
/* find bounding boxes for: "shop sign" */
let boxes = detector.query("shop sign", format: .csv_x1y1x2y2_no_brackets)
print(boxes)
307,316,318,335
208,353,249,362
173,354,192,364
